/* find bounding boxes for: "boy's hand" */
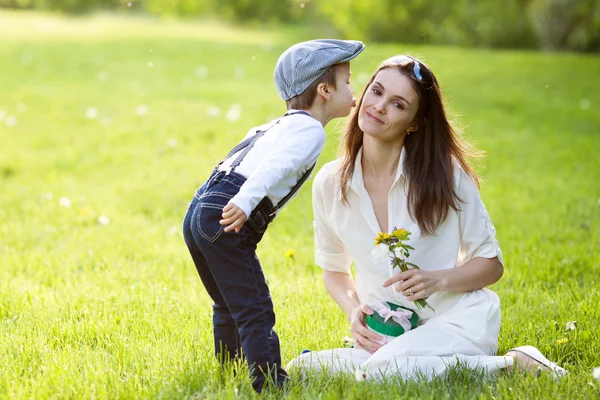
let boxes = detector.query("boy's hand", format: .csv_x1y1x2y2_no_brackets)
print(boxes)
220,203,247,233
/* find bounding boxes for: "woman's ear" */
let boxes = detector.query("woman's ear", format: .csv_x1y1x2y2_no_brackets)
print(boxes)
409,117,427,133
316,83,331,100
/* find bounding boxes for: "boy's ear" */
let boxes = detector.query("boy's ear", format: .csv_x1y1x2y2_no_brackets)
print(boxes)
316,83,331,100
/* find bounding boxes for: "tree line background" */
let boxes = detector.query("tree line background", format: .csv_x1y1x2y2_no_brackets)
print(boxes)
2,0,599,52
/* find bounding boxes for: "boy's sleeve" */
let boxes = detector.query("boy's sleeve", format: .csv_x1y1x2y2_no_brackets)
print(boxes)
457,170,504,266
228,121,326,218
312,167,352,274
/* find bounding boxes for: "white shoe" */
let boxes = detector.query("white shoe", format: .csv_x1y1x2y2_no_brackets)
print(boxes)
507,345,568,380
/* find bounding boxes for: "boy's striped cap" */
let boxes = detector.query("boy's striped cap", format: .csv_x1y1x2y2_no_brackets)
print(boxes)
274,39,365,101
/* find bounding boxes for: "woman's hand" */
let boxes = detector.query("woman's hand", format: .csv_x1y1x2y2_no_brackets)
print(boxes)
382,269,446,302
322,272,382,352
350,304,383,354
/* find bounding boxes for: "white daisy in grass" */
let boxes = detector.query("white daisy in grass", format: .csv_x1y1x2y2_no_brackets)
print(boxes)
5,116,17,127
234,67,246,80
207,105,221,118
136,104,148,116
59,197,71,208
261,42,274,52
100,116,111,127
21,53,33,65
580,99,590,110
593,367,600,380
181,76,192,87
86,107,98,119
226,104,241,122
97,71,109,82
195,66,208,79
98,215,110,225
167,138,177,148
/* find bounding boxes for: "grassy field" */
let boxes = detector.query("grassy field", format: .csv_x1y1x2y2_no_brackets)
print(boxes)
1,11,599,399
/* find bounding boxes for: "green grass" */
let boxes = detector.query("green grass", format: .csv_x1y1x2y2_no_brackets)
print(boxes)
1,11,599,399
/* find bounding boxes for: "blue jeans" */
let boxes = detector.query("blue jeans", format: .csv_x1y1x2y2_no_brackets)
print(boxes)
182,171,286,392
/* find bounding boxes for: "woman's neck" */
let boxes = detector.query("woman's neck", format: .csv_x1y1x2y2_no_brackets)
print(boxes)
361,135,405,181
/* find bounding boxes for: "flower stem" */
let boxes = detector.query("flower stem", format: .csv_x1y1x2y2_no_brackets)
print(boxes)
392,257,435,312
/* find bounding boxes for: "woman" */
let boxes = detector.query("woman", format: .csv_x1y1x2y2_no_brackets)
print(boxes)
287,55,566,380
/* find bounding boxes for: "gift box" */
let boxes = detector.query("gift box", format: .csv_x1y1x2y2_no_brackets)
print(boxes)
365,302,419,344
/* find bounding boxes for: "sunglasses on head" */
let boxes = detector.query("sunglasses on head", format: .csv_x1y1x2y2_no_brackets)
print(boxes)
385,55,433,88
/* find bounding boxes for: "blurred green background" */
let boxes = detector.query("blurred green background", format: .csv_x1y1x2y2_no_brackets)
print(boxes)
1,0,600,52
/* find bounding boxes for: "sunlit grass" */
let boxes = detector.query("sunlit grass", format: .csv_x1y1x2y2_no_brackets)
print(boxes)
1,11,599,399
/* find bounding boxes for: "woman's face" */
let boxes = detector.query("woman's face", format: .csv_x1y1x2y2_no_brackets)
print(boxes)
358,67,420,141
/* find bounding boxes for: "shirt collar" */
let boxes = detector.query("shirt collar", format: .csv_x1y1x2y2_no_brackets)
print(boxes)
341,147,406,234
286,108,311,117
348,146,407,197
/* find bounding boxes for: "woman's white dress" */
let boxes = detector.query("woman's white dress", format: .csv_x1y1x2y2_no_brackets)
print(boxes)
287,149,512,380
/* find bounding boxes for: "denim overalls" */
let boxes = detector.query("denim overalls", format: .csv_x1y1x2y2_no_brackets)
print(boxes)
182,111,313,392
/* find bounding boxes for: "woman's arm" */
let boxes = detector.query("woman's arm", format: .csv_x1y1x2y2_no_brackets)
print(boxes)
384,169,504,301
383,256,503,302
323,270,360,321
323,270,383,353
312,166,382,352
439,256,503,291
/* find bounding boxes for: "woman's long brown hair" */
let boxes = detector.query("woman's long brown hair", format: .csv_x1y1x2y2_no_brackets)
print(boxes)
338,57,481,236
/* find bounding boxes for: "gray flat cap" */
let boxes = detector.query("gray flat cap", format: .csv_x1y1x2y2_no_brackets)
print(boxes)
274,39,365,101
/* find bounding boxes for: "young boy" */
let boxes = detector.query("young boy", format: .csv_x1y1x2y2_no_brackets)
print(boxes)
182,39,364,392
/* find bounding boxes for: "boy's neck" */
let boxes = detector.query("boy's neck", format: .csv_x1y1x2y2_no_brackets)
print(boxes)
289,107,329,127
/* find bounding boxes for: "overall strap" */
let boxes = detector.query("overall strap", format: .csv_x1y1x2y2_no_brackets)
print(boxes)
271,161,316,215
226,130,265,173
217,110,311,174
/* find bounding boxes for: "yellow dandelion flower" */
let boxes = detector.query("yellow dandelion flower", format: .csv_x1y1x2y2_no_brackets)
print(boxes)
374,232,393,245
556,338,568,345
285,250,295,259
392,228,409,240
81,207,92,216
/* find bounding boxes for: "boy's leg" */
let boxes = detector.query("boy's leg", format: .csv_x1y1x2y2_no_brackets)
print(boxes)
183,197,241,362
196,227,286,393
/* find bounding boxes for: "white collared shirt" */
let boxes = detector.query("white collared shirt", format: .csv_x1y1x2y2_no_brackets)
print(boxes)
312,147,503,318
220,110,325,218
